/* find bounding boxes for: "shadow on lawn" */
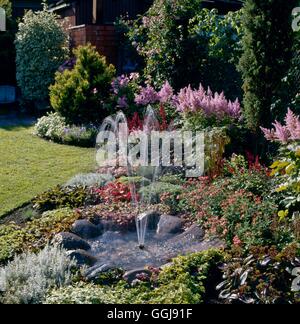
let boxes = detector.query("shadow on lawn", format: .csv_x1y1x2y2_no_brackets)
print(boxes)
0,114,36,130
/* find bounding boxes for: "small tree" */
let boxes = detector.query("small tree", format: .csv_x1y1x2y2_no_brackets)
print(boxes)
0,0,16,85
15,3,68,102
50,44,116,124
239,0,297,132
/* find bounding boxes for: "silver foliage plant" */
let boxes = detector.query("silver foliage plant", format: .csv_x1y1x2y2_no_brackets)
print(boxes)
0,245,76,304
65,173,114,188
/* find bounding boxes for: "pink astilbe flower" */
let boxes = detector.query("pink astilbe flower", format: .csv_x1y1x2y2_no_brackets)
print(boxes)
175,84,241,120
261,109,300,144
135,85,160,106
158,81,174,103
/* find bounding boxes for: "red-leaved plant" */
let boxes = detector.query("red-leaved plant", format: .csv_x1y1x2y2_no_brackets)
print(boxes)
95,182,135,203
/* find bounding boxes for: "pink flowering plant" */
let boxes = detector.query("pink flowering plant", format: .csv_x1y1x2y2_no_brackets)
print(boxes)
108,72,140,115
262,109,300,217
134,81,179,122
175,84,241,130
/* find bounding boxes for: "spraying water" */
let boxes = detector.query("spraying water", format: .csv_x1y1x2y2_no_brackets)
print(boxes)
96,107,162,249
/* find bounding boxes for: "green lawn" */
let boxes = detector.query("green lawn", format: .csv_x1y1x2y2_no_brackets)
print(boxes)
0,126,95,217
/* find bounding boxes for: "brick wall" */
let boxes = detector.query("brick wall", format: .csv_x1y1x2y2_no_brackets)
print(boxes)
68,25,118,67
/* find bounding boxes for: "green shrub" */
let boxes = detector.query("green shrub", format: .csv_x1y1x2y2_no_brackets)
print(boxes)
32,185,99,212
221,154,271,197
15,4,68,102
122,3,242,97
34,112,98,147
239,0,297,131
0,245,76,304
0,208,79,264
139,182,183,204
65,173,114,188
118,176,151,189
0,0,16,85
177,178,281,249
159,174,185,185
217,244,300,304
45,249,223,304
34,112,66,141
50,44,116,124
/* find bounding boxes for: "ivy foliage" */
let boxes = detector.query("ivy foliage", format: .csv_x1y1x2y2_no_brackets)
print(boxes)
0,0,16,85
15,4,69,102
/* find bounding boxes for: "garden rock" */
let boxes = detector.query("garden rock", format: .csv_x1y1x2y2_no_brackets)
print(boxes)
139,210,161,230
53,232,91,251
123,269,152,284
156,215,183,236
177,224,205,241
100,231,123,243
68,250,97,267
84,263,112,281
71,219,101,239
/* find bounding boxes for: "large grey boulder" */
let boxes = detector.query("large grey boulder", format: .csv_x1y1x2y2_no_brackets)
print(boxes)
68,250,97,267
156,215,183,236
53,232,91,251
71,219,101,239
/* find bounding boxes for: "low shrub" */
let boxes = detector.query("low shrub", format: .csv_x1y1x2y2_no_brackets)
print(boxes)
118,176,151,189
34,112,66,141
60,125,98,147
0,208,79,264
177,177,281,249
220,154,271,197
139,182,183,204
262,110,300,217
45,249,223,304
95,182,134,203
0,245,76,304
217,244,300,304
32,185,100,212
50,44,116,125
34,112,98,147
65,173,114,188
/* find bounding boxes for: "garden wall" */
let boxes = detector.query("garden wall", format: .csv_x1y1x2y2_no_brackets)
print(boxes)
68,24,118,67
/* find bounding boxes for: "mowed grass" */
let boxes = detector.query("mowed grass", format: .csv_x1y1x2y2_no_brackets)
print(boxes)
0,126,95,217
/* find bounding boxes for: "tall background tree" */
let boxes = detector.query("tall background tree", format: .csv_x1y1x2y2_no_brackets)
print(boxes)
0,0,16,85
15,2,69,106
239,0,297,132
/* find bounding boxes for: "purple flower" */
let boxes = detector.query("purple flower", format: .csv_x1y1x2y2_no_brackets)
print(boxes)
117,96,129,108
111,75,130,95
135,85,160,106
158,81,174,103
261,109,300,144
175,84,241,121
